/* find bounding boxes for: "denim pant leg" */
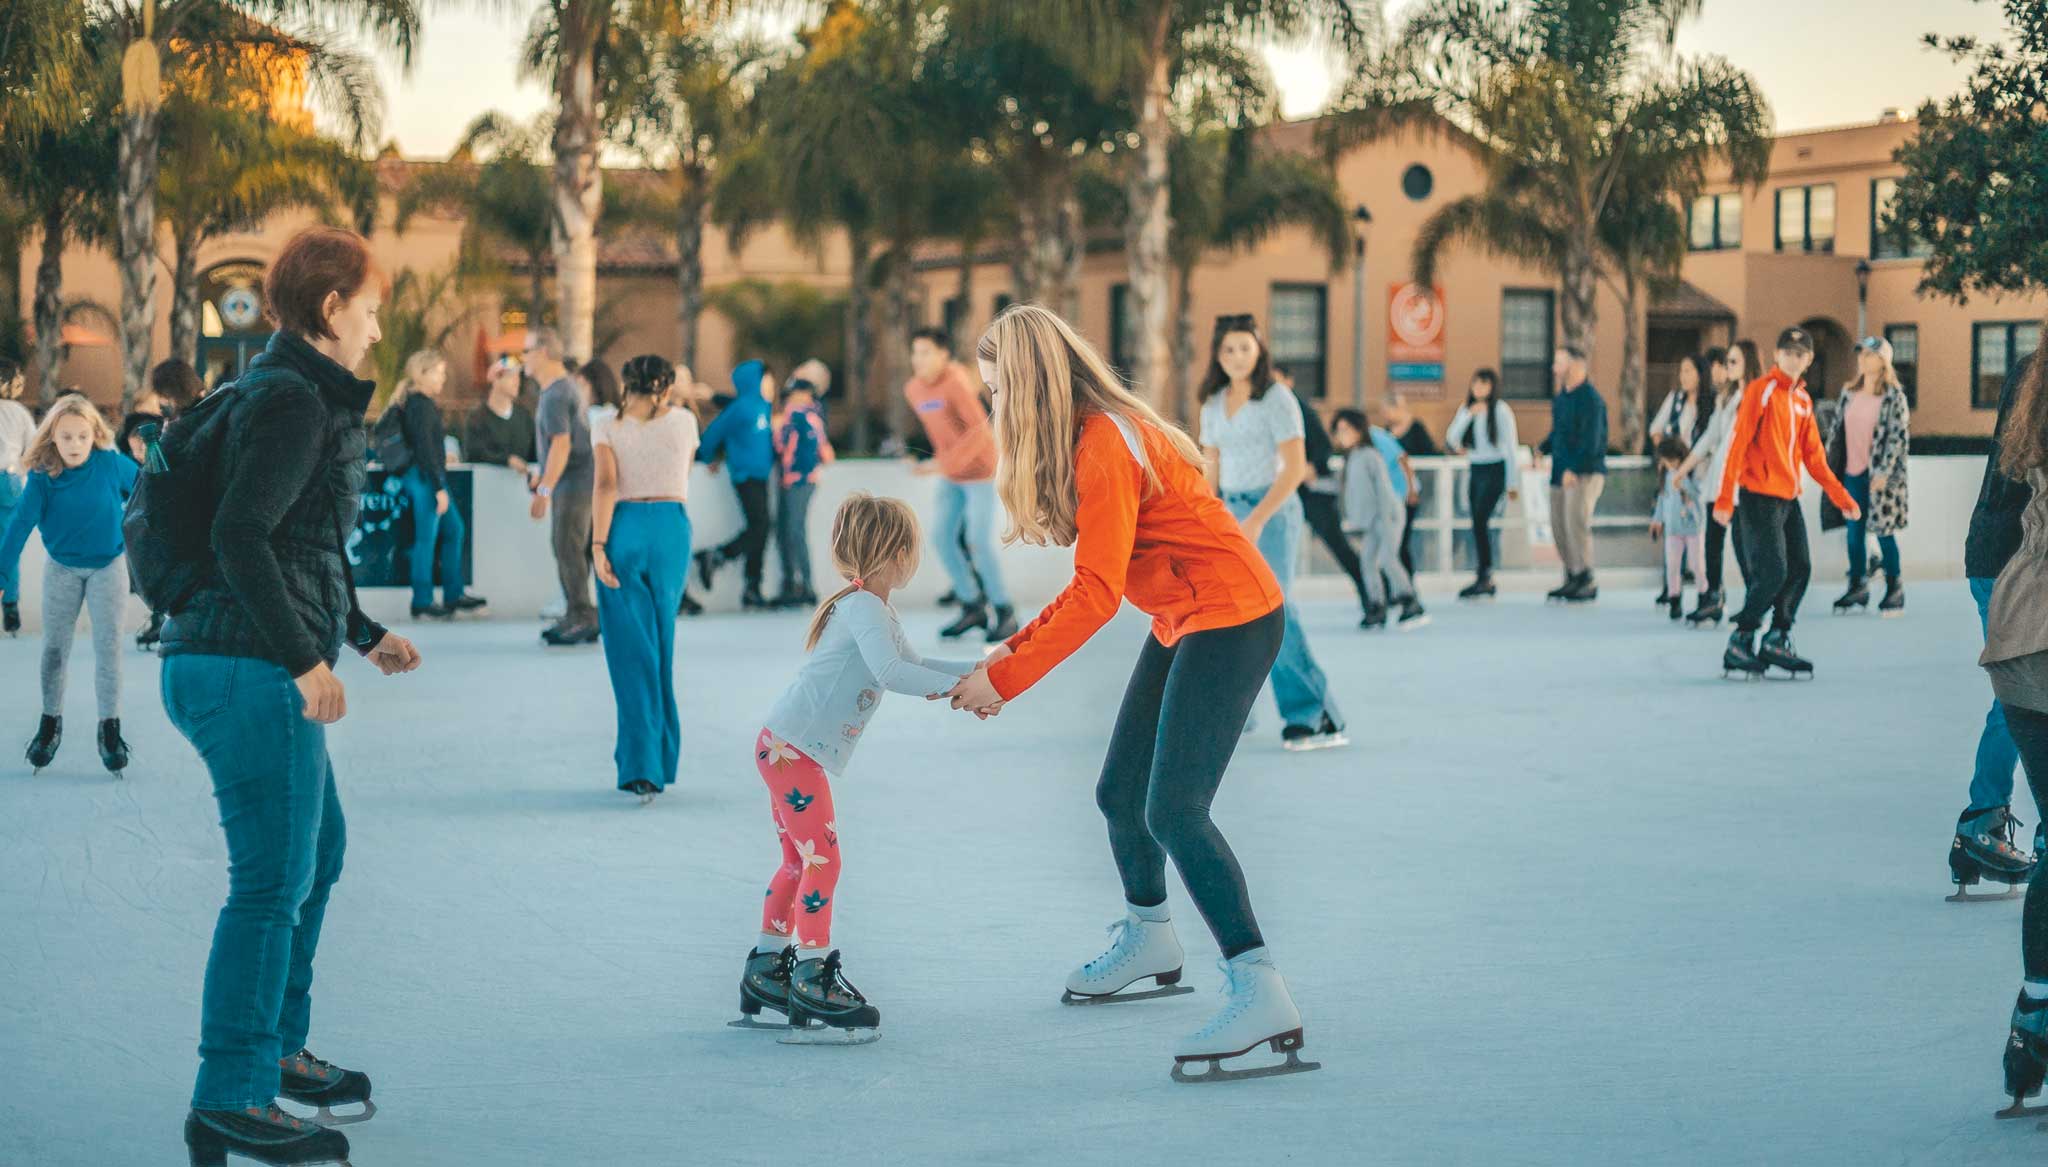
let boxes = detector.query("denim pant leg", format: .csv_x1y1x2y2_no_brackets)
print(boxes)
599,505,663,790
931,479,979,603
1970,576,2025,815
0,487,20,598
277,757,345,1056
1229,494,1341,731
1844,472,1870,581
165,655,332,1110
959,479,1010,608
777,480,814,593
436,494,467,606
401,469,441,609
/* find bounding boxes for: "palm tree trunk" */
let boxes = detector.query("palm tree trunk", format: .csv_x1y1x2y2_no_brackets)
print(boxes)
676,166,707,374
1124,7,1174,404
550,9,604,361
1016,183,1055,306
1616,267,1647,455
1170,261,1196,425
0,211,23,359
32,201,64,405
528,253,547,332
168,226,200,368
845,230,874,454
955,231,974,333
117,102,162,410
1054,185,1084,322
879,246,918,439
1559,235,1599,367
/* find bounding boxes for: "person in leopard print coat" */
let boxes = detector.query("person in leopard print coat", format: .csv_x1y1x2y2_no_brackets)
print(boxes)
1820,336,1912,613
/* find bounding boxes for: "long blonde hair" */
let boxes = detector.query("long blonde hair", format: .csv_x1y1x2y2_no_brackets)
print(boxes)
1842,349,1904,400
805,492,922,651
382,349,446,416
23,394,114,475
977,304,1202,548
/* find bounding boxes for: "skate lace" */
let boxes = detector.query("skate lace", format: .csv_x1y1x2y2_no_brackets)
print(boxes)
1193,959,1256,1039
1085,919,1135,976
283,1049,341,1084
821,952,867,1005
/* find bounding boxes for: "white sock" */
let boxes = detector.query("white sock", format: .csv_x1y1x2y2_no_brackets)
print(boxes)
756,932,790,955
1128,901,1171,924
797,944,832,962
2024,980,2048,1001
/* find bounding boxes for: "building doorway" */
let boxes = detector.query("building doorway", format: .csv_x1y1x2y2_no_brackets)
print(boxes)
196,260,272,389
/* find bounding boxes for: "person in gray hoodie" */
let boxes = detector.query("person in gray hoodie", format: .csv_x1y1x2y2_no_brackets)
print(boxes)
1333,409,1426,630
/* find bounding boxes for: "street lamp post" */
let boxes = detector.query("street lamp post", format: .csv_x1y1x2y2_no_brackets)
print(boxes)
1351,203,1372,409
1855,258,1872,338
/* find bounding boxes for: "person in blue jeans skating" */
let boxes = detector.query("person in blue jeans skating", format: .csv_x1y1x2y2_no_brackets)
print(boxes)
1954,350,2042,899
378,349,485,621
1198,313,1346,752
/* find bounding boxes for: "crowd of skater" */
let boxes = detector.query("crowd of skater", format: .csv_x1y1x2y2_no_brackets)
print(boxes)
3,222,2048,1162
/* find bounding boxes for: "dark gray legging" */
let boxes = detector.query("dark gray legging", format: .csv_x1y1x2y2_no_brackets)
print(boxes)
2001,702,2048,979
1095,606,1283,959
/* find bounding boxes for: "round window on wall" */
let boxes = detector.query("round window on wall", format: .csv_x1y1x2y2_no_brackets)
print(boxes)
1402,164,1434,201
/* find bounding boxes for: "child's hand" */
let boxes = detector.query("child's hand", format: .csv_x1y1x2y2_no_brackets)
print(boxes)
1649,520,1662,540
946,666,1003,715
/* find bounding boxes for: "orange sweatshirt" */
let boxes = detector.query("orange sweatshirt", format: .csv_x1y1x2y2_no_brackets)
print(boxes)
986,413,1283,701
1714,367,1857,515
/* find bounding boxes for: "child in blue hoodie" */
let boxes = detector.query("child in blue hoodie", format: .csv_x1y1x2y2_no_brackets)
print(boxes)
695,360,778,609
0,395,140,775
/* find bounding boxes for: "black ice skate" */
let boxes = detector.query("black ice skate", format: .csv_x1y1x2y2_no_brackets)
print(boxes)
1721,630,1765,680
98,719,129,776
1949,806,2033,902
1562,573,1598,603
26,714,60,772
622,779,660,806
1686,589,1724,627
939,602,989,640
1998,992,2048,1120
184,1104,349,1167
450,595,488,614
1545,572,1586,603
1359,603,1387,630
731,945,796,1029
1831,576,1870,614
1758,629,1813,678
1457,576,1496,601
987,604,1020,642
1281,714,1349,753
677,592,703,618
741,586,775,610
2,599,18,636
781,949,880,1045
1667,596,1684,621
693,548,725,590
1878,575,1905,618
1394,596,1430,630
278,1048,375,1126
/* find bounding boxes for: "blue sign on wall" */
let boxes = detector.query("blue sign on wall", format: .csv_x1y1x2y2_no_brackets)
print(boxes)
1389,362,1445,383
349,467,475,589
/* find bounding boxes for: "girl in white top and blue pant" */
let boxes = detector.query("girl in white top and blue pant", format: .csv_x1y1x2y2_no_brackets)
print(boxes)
1444,368,1520,598
592,355,699,802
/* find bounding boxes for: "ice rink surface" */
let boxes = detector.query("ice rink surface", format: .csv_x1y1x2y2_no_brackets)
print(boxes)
0,581,2042,1166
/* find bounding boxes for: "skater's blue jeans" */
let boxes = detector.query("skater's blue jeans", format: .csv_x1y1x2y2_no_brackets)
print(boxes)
1970,576,2026,817
776,479,816,595
1842,472,1900,582
0,470,22,598
1226,491,1343,732
597,502,689,790
932,478,1009,608
401,467,466,609
163,654,344,1111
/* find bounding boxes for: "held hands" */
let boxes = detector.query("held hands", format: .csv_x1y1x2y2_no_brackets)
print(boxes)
366,632,422,677
945,665,1004,718
295,663,347,724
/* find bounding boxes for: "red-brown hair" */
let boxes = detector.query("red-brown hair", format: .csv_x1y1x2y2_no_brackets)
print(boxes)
265,227,376,340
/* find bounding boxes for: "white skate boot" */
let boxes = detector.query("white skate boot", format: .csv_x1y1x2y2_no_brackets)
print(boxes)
1061,907,1193,1005
1171,948,1320,1083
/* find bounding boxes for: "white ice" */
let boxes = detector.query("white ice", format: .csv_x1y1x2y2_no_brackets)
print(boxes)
0,583,2039,1166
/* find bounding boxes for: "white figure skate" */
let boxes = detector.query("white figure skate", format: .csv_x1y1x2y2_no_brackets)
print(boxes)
1061,912,1192,1005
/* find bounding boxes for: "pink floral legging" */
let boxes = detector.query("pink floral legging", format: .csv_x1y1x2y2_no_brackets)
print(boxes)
756,729,842,948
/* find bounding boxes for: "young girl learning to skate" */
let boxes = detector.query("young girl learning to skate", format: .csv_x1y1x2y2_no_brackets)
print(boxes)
736,492,978,1043
1650,434,1705,622
0,394,140,775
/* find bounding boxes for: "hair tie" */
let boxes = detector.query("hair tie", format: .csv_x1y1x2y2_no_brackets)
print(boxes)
850,577,864,590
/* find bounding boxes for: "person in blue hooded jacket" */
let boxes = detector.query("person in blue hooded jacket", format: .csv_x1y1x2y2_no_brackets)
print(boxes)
695,359,778,608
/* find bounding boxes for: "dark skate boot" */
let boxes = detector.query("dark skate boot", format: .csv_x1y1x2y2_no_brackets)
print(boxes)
782,949,881,1044
1546,572,1585,603
1686,590,1724,627
1831,575,1870,613
986,604,1020,642
1394,596,1430,630
622,779,660,806
1668,595,1684,621
936,589,960,607
677,592,702,618
1998,992,2048,1119
1562,572,1598,603
97,719,129,775
741,586,774,611
731,944,796,1029
1281,714,1349,753
1653,585,1672,606
1457,575,1496,601
279,1048,375,1126
184,1104,349,1166
1949,805,2034,902
26,714,60,772
2,599,18,636
1722,630,1765,680
1359,603,1387,630
1758,629,1813,678
1878,574,1904,618
410,602,453,620
939,602,989,640
693,548,724,590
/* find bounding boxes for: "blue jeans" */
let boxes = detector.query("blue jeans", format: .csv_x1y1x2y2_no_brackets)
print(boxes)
163,654,344,1110
933,478,1009,608
1226,492,1343,731
776,479,816,595
597,502,690,790
401,468,467,608
1842,472,1900,581
0,470,23,599
1970,576,2025,815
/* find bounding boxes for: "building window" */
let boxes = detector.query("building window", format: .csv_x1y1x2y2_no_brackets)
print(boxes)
1401,164,1433,201
993,292,1013,317
1883,324,1918,409
942,295,967,344
1499,289,1555,400
1870,178,1932,261
1109,284,1137,378
1974,321,2042,410
1774,184,1836,253
1268,284,1327,399
1687,192,1743,251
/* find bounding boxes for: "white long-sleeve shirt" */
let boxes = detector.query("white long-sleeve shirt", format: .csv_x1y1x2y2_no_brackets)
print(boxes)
1444,402,1521,490
763,590,977,775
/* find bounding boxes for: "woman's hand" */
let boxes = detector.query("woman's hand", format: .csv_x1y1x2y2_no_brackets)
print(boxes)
594,545,620,589
435,489,450,516
366,633,422,677
1872,474,1889,492
1649,520,1663,540
294,663,347,724
1239,512,1268,544
529,494,549,520
947,666,1004,716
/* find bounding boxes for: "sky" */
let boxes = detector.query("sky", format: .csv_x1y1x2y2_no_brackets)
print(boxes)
358,0,2009,160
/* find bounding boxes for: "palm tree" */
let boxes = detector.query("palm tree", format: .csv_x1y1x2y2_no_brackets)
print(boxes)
366,266,478,409
92,0,409,406
0,0,91,349
395,114,556,333
1324,0,1770,441
705,278,848,374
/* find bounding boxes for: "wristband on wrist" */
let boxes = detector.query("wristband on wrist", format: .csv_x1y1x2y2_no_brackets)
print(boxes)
537,484,553,499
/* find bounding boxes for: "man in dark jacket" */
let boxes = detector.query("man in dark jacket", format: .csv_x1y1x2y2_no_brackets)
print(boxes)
1538,346,1608,602
1952,351,2041,895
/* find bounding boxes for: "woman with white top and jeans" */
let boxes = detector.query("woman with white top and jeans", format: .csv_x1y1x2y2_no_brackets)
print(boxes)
1198,314,1346,752
1675,342,1755,626
1444,368,1520,599
592,355,699,802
